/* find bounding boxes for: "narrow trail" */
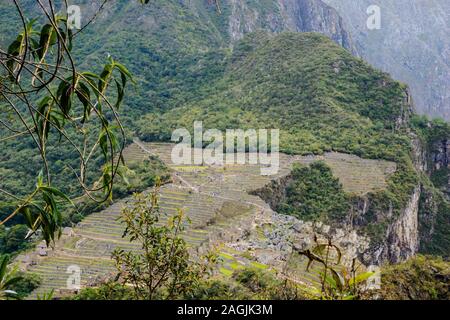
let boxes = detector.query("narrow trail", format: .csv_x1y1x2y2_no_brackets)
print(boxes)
132,137,154,154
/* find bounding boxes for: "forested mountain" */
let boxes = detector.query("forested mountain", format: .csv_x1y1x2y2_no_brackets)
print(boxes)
0,0,357,112
137,30,450,262
0,0,449,300
0,0,359,225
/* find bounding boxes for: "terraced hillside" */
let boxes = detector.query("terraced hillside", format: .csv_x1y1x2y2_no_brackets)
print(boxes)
17,141,395,298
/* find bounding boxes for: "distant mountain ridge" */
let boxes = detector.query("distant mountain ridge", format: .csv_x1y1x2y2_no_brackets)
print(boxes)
323,0,450,119
225,0,357,54
2,1,447,119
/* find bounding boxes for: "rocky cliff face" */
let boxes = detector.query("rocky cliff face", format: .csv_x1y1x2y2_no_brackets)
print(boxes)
430,140,450,172
322,0,450,119
365,187,420,264
226,0,357,53
415,126,450,256
277,0,357,54
253,172,421,265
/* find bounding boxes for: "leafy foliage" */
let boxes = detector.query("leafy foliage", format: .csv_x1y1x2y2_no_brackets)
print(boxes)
112,184,214,300
418,180,450,257
7,271,40,299
0,224,31,254
0,1,137,247
136,32,419,243
411,115,450,147
278,162,349,222
72,267,303,300
295,238,374,300
0,254,22,300
70,281,134,300
378,255,450,300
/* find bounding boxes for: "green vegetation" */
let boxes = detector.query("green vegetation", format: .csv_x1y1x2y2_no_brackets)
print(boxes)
411,115,450,148
62,158,170,226
7,272,41,299
72,267,304,300
0,2,423,252
0,255,22,300
419,181,450,257
70,282,134,301
378,255,450,300
278,162,349,222
112,186,214,300
137,32,419,242
0,225,31,255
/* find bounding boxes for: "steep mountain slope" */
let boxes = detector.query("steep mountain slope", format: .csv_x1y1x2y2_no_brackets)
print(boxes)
15,33,448,296
1,1,449,298
0,0,358,231
223,0,357,53
136,31,450,262
323,0,450,119
137,31,423,263
0,0,356,113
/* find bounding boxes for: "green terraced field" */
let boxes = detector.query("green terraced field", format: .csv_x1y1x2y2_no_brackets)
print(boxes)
17,141,395,298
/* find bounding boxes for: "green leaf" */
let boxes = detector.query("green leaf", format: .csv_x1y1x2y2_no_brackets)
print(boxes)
349,271,375,286
329,269,343,292
76,82,92,122
114,62,135,84
36,171,44,187
56,79,74,117
40,186,73,205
